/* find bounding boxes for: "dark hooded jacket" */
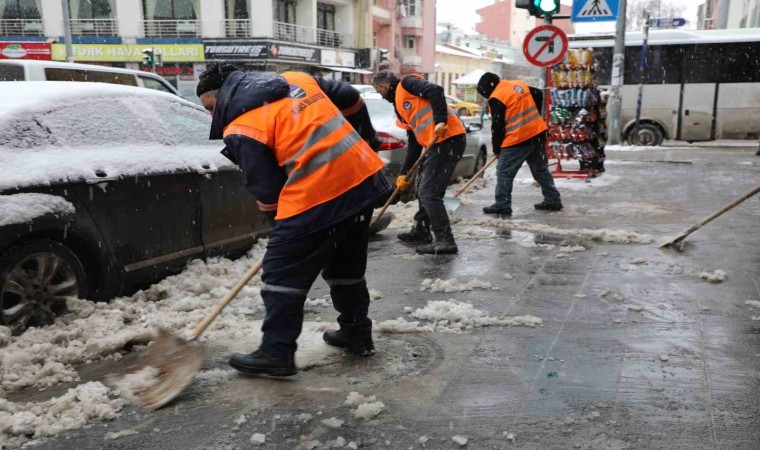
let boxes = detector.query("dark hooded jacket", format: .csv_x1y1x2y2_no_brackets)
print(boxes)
212,71,391,246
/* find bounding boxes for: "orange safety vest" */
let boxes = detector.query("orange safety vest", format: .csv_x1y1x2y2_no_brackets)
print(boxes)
490,80,547,148
394,73,465,147
223,71,384,220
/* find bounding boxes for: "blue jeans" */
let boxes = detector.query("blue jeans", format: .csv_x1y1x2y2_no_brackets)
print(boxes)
259,207,373,358
493,134,561,209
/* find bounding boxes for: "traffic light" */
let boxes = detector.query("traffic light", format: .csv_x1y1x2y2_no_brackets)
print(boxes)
516,0,560,18
378,48,389,62
142,48,154,66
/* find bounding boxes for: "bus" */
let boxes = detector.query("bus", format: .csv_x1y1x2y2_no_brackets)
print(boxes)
570,29,760,145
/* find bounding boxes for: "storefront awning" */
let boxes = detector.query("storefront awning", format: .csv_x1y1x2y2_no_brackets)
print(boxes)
319,66,373,74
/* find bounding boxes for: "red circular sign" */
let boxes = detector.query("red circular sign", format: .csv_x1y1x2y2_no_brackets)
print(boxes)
523,25,568,68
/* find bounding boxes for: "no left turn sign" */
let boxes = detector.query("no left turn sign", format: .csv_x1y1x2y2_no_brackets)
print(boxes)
523,25,568,68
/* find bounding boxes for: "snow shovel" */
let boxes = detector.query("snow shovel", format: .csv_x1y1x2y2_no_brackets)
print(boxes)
371,136,440,227
113,259,263,411
659,184,760,249
443,156,498,211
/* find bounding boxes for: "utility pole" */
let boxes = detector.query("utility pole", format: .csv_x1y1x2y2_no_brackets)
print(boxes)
61,0,74,62
606,0,627,145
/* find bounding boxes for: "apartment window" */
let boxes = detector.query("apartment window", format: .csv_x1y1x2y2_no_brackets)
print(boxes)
403,0,417,16
275,0,297,23
225,0,249,19
143,0,199,20
372,31,377,48
1,0,41,19
404,35,415,49
317,3,335,31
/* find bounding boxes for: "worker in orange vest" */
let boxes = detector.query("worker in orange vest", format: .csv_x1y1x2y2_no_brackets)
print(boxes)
476,72,562,216
372,71,466,255
197,63,391,377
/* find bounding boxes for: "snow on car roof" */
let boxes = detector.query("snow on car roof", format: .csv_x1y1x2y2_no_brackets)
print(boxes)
0,81,193,120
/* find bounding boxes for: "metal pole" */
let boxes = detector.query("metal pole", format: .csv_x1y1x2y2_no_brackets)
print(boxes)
61,0,74,63
606,0,627,145
633,11,650,143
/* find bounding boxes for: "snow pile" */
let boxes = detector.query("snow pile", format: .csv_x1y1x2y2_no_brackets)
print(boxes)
0,382,124,448
104,429,139,440
698,270,727,283
108,366,161,403
369,289,384,300
250,433,267,445
559,245,586,253
631,258,647,264
378,300,542,334
385,201,417,230
320,417,344,429
420,278,493,293
344,392,385,420
305,297,331,308
745,301,760,310
0,193,75,227
460,218,654,244
0,326,10,347
195,369,236,385
452,435,469,446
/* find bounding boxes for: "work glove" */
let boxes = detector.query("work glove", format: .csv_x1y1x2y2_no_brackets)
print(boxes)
493,147,501,157
367,134,383,152
396,175,411,192
434,123,448,139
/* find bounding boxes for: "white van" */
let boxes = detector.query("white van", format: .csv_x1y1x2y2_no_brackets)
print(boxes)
0,59,179,96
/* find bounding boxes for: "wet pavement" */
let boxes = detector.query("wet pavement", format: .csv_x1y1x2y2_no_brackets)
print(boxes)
23,144,760,449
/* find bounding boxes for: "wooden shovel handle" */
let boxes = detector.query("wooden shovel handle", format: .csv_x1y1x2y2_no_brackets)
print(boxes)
454,156,498,198
371,136,440,227
670,184,760,245
192,259,263,339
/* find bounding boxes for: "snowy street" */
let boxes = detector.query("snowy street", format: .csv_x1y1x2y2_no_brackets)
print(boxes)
2,143,760,449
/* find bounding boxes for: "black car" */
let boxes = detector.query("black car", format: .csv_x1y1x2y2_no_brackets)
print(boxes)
0,82,270,334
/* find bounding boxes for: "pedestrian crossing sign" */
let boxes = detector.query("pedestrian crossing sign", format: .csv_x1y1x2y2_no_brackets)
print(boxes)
571,0,619,22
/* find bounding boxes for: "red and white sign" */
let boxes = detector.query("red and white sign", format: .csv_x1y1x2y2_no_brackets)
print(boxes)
522,25,568,68
0,42,52,60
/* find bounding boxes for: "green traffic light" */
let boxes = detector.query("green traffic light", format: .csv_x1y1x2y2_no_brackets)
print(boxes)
534,0,559,14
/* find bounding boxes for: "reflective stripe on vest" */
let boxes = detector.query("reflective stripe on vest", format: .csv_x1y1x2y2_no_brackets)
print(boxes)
395,74,465,147
223,71,384,220
490,80,547,148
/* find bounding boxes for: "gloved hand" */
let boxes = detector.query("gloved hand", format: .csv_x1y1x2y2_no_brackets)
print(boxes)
367,134,383,152
396,175,411,192
434,123,448,139
493,147,501,157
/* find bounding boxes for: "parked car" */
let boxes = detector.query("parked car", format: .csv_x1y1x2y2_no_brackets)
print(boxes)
0,82,270,334
0,59,179,95
446,95,483,117
351,84,377,94
363,92,489,183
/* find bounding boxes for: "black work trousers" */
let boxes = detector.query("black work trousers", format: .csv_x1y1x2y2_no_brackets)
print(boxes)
259,207,373,358
413,134,466,236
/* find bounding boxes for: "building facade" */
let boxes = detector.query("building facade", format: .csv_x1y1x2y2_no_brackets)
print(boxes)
0,0,377,96
371,0,435,76
698,0,760,29
474,0,573,49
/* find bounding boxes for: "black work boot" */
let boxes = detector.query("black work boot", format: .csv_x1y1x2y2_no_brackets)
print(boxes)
323,328,375,356
534,201,563,211
416,229,458,255
397,223,432,244
483,204,512,216
229,349,297,377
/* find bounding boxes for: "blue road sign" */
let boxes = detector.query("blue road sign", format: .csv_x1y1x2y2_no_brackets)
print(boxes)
649,17,687,28
572,0,619,23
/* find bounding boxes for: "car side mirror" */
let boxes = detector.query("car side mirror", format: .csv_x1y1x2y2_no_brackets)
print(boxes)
466,122,482,133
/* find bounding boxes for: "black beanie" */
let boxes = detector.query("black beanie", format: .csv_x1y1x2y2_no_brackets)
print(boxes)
196,62,239,97
477,72,501,98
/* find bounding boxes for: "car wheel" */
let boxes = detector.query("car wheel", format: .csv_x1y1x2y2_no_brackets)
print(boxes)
628,124,664,146
470,147,488,178
0,240,87,335
458,107,468,117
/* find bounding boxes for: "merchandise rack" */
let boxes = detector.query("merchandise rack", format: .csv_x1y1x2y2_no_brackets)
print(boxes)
545,48,607,180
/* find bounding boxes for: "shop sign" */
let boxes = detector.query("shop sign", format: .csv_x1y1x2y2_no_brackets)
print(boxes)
205,41,320,63
0,42,52,60
51,44,205,62
143,66,195,75
320,49,355,67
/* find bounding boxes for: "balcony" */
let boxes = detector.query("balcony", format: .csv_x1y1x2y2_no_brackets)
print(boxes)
223,19,250,38
0,19,44,36
141,20,201,38
372,6,392,21
273,21,353,48
70,19,117,37
400,15,423,29
399,50,421,66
